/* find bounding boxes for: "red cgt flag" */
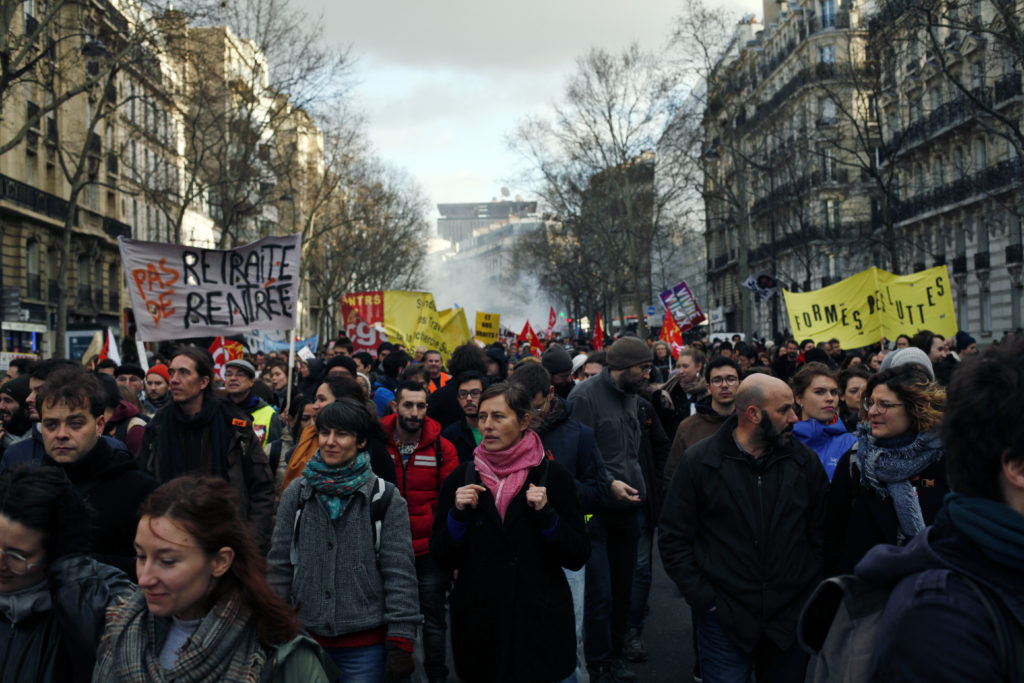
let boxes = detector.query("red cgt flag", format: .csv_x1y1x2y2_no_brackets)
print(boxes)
592,312,604,351
518,321,544,357
209,336,245,380
547,306,557,336
659,311,685,358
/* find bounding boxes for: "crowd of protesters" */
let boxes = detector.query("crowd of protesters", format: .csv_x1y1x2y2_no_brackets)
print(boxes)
0,321,1022,683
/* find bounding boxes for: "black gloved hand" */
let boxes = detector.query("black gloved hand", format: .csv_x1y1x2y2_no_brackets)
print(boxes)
384,641,414,682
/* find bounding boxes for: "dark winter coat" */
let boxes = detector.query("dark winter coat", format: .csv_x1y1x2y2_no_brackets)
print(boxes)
0,555,132,683
43,438,156,578
659,415,828,653
533,395,611,515
824,440,949,576
137,398,277,550
857,505,1024,681
431,458,590,683
441,418,478,464
636,396,671,526
426,379,463,430
664,397,731,486
381,413,459,557
652,375,708,440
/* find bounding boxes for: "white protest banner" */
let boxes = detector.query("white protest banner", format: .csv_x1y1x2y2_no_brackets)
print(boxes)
118,235,301,342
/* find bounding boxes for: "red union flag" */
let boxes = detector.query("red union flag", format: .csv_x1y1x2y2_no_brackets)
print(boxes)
592,312,604,351
659,312,685,358
209,336,244,380
518,321,544,357
658,279,706,333
340,291,387,357
547,306,557,335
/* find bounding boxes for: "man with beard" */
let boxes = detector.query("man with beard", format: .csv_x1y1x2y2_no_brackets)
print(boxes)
659,374,827,682
137,346,276,550
542,344,575,399
141,364,171,417
381,380,459,683
567,336,653,682
771,338,801,383
0,375,32,458
440,371,486,463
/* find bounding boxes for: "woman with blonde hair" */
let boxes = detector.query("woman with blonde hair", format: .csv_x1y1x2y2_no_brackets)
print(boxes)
824,365,947,576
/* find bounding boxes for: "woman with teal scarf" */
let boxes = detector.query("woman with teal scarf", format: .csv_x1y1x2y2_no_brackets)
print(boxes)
268,398,420,683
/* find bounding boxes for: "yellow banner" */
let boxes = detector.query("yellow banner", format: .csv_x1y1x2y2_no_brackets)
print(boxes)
474,311,500,344
382,292,470,363
783,266,956,347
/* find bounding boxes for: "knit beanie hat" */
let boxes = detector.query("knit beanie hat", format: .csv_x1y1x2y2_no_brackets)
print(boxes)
607,337,651,370
954,331,976,352
115,363,146,379
0,374,30,407
542,345,573,375
879,347,935,380
147,364,171,382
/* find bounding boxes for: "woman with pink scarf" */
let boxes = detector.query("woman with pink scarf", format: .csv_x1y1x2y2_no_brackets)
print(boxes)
431,382,590,683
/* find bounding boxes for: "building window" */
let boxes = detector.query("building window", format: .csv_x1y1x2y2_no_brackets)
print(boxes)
824,199,840,231
818,97,836,125
975,137,988,169
822,148,836,180
822,0,835,27
820,45,835,64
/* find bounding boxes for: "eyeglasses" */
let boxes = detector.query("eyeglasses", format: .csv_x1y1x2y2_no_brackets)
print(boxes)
863,399,904,413
635,365,653,374
457,389,482,399
709,376,739,386
0,548,38,575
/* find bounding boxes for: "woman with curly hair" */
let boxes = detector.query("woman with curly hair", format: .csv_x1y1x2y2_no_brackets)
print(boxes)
823,365,947,576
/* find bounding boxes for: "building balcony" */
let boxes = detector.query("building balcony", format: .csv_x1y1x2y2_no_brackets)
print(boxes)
892,158,1023,222
995,73,1023,104
952,255,968,274
974,251,990,271
0,173,76,226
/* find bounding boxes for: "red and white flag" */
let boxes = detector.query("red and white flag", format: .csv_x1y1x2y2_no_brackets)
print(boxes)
659,312,685,358
209,336,244,380
100,328,121,365
546,306,557,336
592,312,604,351
517,321,544,357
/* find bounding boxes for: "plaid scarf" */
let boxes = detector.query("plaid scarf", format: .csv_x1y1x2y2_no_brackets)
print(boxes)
473,430,545,521
302,450,372,520
94,587,266,683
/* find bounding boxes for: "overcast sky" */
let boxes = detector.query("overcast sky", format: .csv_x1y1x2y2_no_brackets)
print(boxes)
294,0,758,225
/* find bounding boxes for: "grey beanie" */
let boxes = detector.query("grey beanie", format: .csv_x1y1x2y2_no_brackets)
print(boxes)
879,347,935,380
606,337,651,370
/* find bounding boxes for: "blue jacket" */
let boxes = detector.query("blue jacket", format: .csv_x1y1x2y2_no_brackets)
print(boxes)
0,425,128,473
373,376,398,416
856,505,1024,681
793,417,856,481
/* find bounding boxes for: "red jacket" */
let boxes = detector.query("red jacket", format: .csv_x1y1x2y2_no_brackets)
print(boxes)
380,413,459,556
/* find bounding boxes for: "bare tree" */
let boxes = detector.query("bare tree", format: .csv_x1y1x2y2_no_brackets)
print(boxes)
511,44,690,338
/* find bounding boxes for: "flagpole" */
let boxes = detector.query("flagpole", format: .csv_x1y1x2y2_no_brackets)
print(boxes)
286,329,296,411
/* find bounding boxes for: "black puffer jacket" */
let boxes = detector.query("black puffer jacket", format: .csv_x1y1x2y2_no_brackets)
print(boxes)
659,415,828,653
0,555,131,683
43,439,157,578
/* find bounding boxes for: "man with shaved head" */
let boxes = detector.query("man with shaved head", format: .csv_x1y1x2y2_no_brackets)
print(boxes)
659,374,828,682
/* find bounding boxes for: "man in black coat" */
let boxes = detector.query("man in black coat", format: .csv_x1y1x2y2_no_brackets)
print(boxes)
427,343,488,430
36,367,156,577
659,373,828,683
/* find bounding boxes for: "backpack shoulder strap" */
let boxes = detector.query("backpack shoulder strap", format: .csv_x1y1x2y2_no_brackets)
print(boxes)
369,477,394,560
961,575,1020,679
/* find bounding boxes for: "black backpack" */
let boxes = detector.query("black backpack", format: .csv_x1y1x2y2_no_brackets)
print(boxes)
799,569,1024,681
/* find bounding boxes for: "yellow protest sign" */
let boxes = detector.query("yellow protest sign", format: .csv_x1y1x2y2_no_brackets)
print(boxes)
380,292,471,363
475,311,500,343
783,266,956,347
438,308,473,354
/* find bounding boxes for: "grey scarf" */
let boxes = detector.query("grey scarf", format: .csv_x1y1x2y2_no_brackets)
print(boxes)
0,579,50,624
855,425,943,540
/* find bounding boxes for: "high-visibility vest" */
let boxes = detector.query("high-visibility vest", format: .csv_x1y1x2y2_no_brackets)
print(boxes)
250,404,277,447
427,372,450,394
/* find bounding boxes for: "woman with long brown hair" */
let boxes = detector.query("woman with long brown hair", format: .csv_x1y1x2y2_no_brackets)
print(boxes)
824,365,947,576
790,362,856,481
93,476,335,682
